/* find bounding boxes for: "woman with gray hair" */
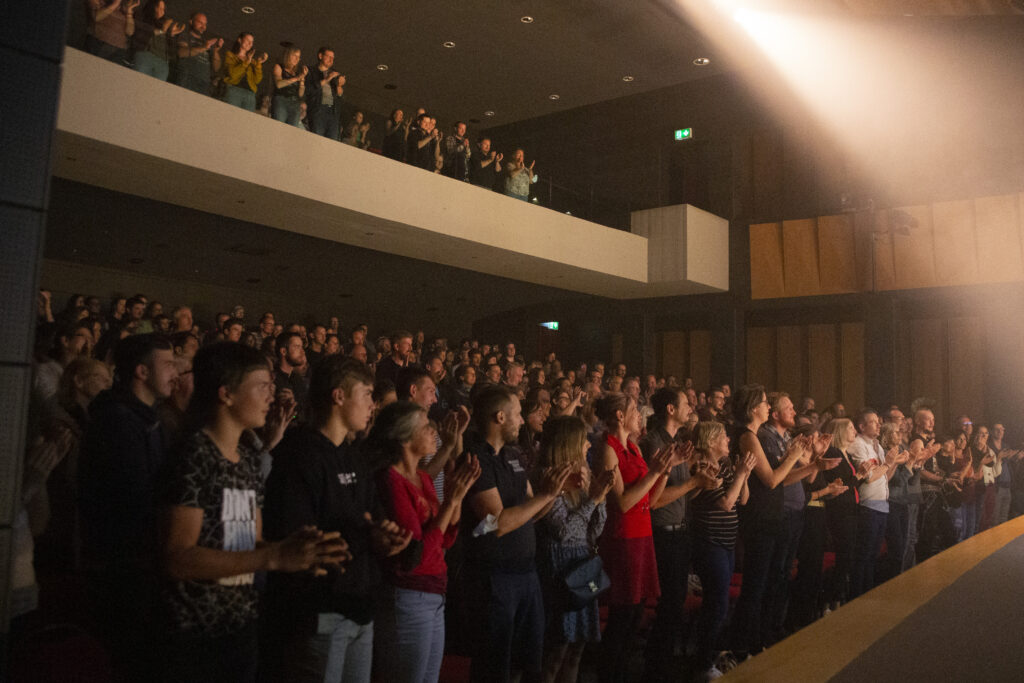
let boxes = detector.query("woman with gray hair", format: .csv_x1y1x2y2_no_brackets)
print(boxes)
370,401,480,683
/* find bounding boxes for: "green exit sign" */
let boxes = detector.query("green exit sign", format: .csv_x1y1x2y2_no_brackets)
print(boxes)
674,127,693,141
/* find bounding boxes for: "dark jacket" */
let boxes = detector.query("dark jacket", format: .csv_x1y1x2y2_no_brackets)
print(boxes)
78,388,167,570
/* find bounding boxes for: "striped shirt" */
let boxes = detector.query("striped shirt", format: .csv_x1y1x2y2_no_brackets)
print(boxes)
691,458,739,549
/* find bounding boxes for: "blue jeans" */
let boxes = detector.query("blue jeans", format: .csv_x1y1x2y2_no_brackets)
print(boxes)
691,538,734,670
375,587,445,683
224,84,256,111
283,613,373,683
133,51,169,81
850,506,888,598
273,95,304,128
309,106,340,140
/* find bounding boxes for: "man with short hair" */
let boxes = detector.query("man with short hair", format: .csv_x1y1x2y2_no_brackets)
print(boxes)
700,386,731,426
639,388,705,681
758,392,822,644
223,318,245,342
306,46,345,139
79,334,177,678
463,385,572,682
847,409,905,598
308,324,327,364
264,356,410,682
258,312,276,341
376,330,413,387
170,306,193,333
275,331,309,409
470,137,502,189
174,12,223,95
504,148,537,201
503,360,525,398
955,414,973,440
443,121,472,181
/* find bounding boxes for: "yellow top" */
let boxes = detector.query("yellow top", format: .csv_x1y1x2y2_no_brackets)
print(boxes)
222,52,263,92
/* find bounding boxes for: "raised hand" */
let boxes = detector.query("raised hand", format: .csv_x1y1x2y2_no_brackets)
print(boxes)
824,480,848,497
447,454,481,502
272,527,351,576
171,21,186,36
812,432,833,458
737,451,757,475
300,65,309,77
541,463,575,497
816,457,842,471
205,37,219,50
364,512,413,557
589,465,615,502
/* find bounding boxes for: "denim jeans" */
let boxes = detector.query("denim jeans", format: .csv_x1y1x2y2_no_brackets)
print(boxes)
691,538,734,670
902,502,920,572
273,96,304,128
309,106,340,140
224,84,257,111
133,50,169,81
375,587,445,683
283,613,373,683
850,506,888,598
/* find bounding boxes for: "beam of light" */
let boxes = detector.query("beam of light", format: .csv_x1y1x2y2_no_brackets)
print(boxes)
673,0,1024,206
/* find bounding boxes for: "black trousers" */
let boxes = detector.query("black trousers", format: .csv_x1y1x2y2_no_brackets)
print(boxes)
645,525,692,677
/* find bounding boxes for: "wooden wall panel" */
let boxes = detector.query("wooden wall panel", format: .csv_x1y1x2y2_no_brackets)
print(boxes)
975,193,1023,283
660,331,687,380
746,326,776,388
840,322,865,411
908,318,947,427
781,218,820,297
807,324,839,408
775,325,804,397
750,191,1024,299
749,222,786,299
932,199,980,285
946,317,986,425
870,212,899,291
890,205,938,290
688,330,712,392
817,214,858,294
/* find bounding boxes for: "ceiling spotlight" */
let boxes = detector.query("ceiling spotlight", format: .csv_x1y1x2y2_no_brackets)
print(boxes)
240,5,255,14
548,94,560,100
376,64,389,71
693,57,711,66
383,83,397,90
622,75,635,82
484,110,495,116
443,41,456,48
520,15,534,23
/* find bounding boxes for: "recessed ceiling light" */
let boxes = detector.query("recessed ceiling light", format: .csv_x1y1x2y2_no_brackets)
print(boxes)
469,117,481,124
622,75,635,82
376,64,389,71
548,94,560,100
484,110,495,116
520,15,534,23
241,6,255,14
443,41,456,48
693,57,711,66
383,83,397,90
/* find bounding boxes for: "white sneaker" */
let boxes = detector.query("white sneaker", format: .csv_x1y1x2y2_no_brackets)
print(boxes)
704,665,724,680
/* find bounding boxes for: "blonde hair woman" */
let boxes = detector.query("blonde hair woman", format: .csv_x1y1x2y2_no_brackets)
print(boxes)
821,418,861,609
534,416,613,683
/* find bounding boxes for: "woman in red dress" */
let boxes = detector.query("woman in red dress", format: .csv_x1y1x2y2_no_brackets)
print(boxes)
595,393,687,683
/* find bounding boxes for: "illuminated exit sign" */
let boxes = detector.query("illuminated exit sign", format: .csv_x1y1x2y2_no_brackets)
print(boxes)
540,321,559,330
674,127,693,141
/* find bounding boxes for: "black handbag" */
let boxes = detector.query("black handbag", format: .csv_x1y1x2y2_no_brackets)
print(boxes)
561,553,611,610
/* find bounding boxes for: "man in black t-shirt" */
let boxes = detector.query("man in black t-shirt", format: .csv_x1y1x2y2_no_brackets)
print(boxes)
462,385,572,682
470,137,503,190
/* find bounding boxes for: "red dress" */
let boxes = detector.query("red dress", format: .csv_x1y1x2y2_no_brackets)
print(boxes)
600,434,660,605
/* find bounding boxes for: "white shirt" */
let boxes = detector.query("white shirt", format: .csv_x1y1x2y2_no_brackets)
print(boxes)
848,433,889,512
